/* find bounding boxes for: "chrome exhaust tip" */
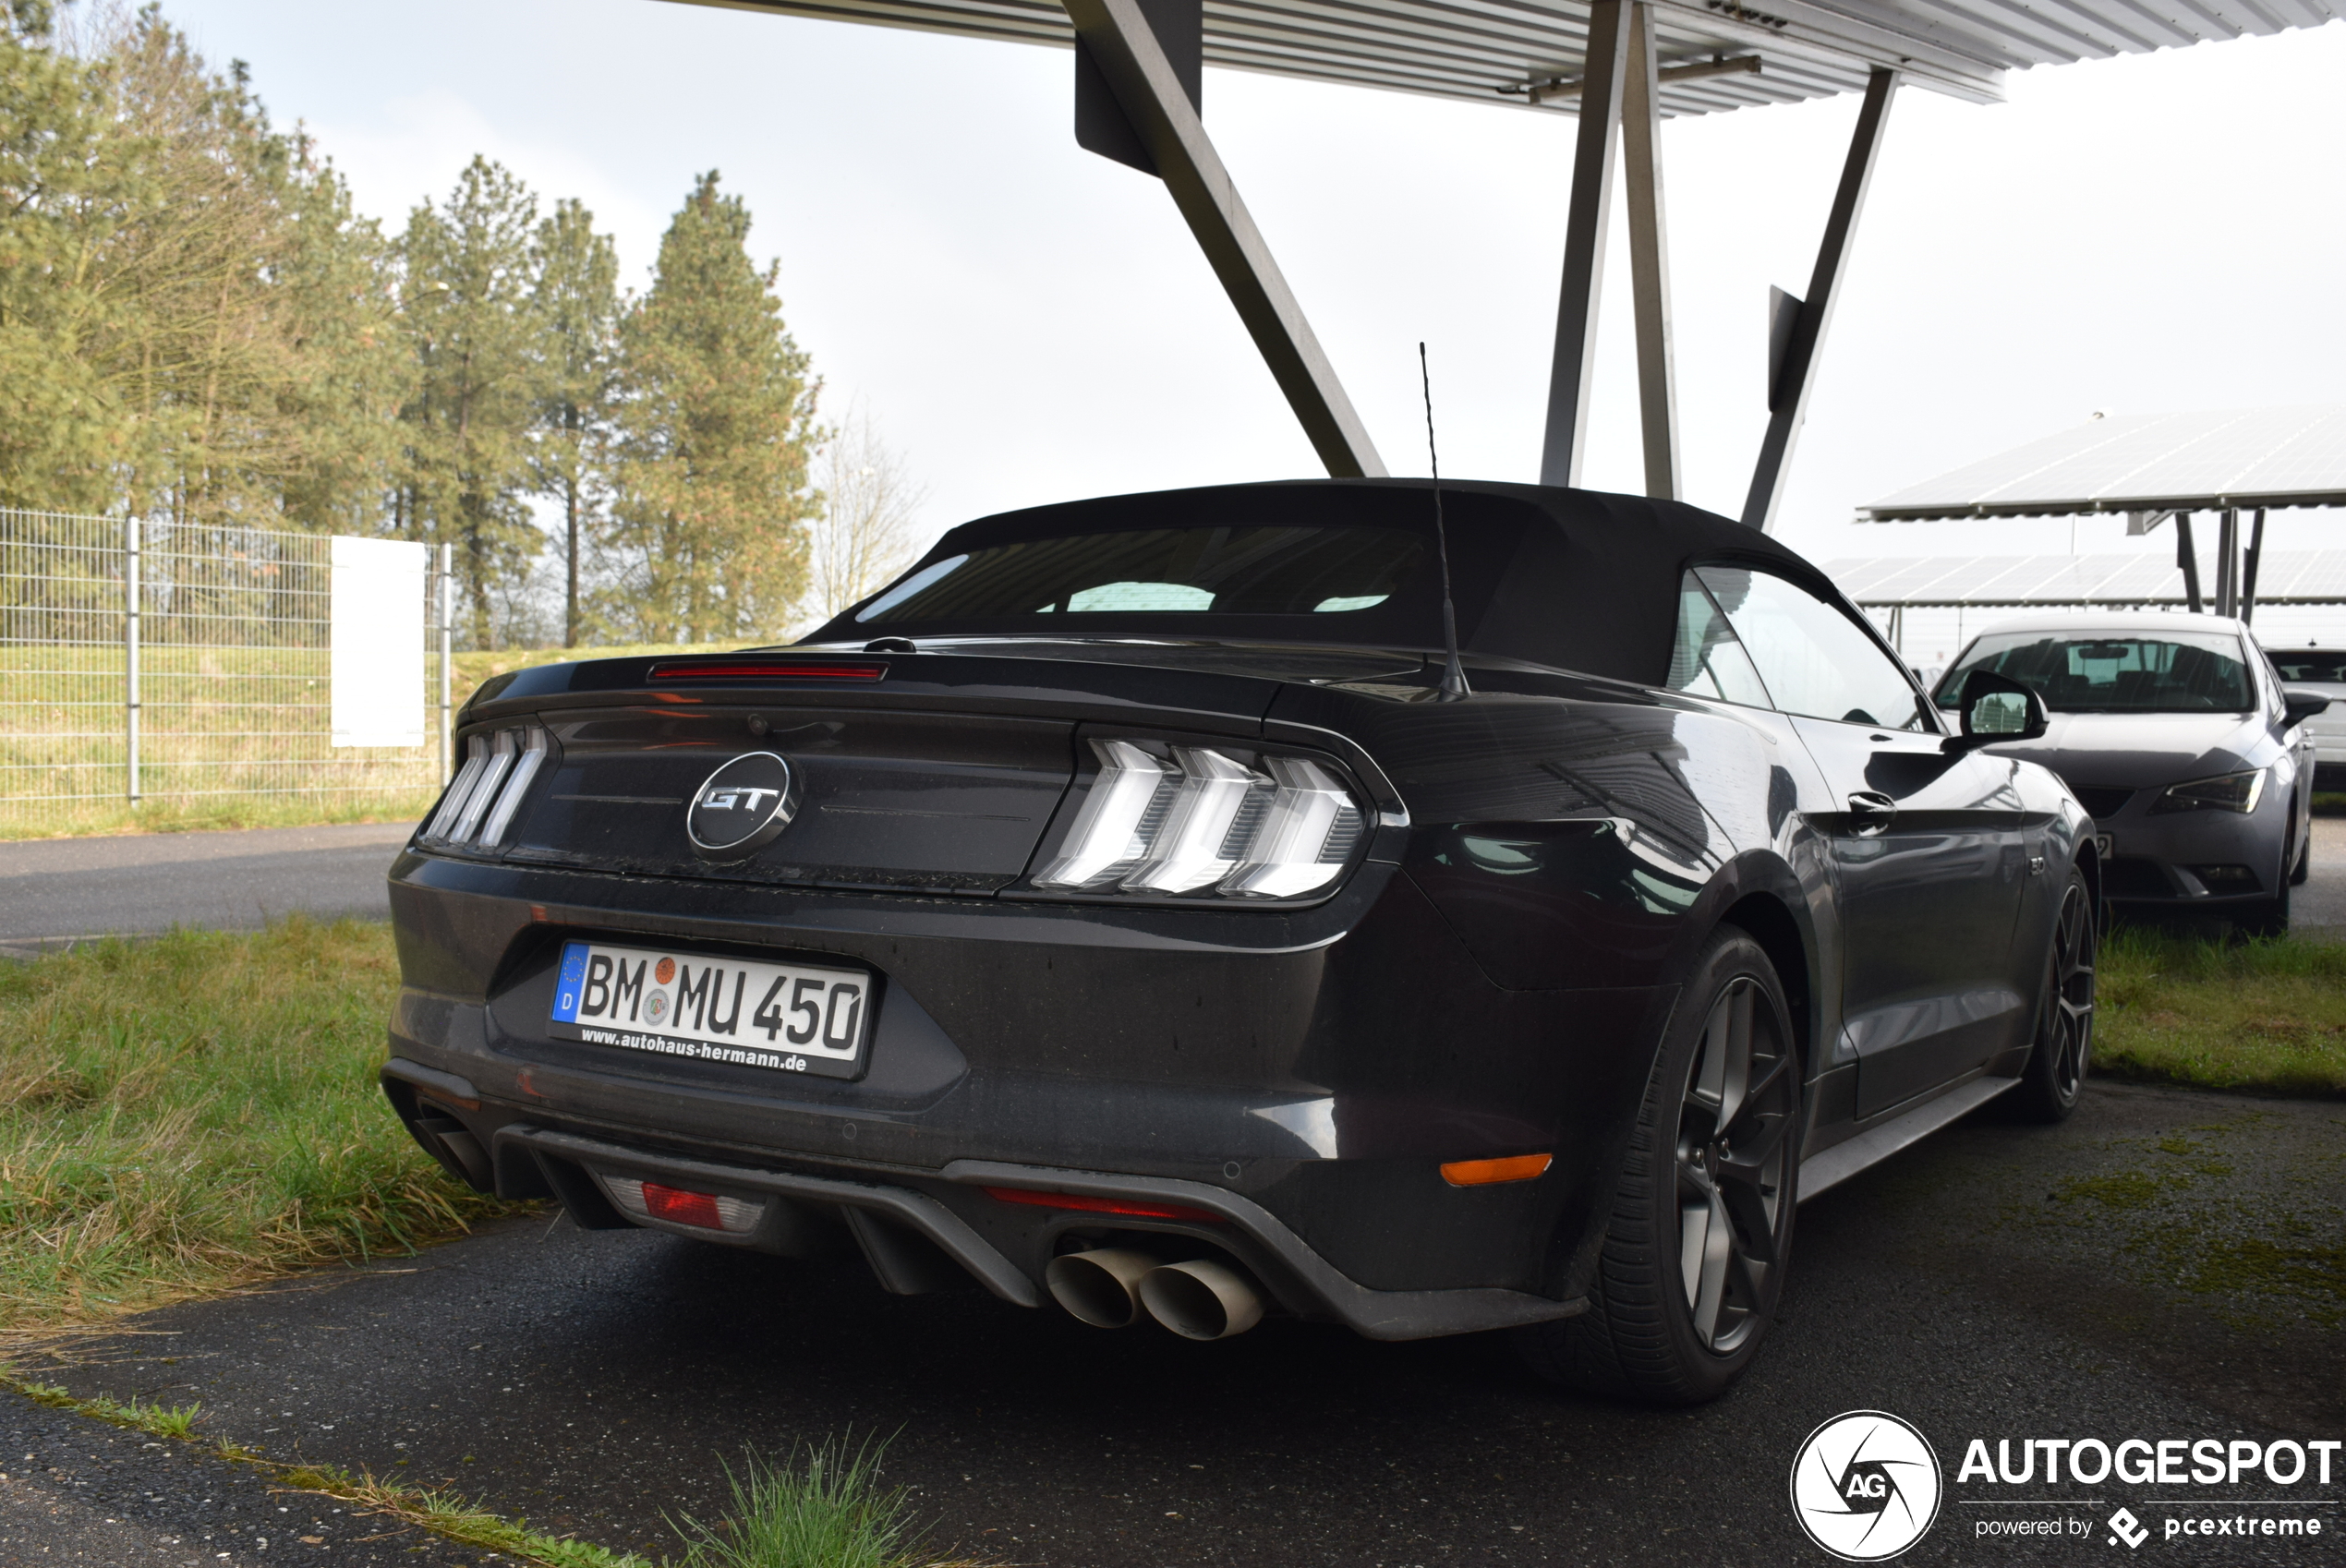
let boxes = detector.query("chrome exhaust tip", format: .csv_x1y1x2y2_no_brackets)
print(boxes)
1044,1248,1161,1328
1138,1259,1264,1340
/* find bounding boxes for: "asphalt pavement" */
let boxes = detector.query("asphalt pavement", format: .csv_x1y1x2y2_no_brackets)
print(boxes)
8,1079,2340,1566
0,821,417,957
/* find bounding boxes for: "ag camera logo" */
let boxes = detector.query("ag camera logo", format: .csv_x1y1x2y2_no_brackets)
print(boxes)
1791,1411,1943,1561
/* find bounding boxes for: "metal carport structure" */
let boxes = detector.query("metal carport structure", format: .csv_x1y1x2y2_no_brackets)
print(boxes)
1858,405,2346,616
670,0,2340,526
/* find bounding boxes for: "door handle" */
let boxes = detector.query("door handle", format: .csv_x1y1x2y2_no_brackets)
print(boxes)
1846,791,1897,836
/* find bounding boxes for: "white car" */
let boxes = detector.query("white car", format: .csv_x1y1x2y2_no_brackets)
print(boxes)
2265,648,2346,792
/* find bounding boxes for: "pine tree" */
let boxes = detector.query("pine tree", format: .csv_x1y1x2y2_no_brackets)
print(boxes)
531,199,620,647
271,129,410,536
0,0,150,513
397,156,546,647
600,171,821,644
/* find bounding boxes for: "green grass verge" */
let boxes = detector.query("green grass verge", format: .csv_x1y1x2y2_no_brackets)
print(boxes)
4,1373,649,1567
0,918,514,1334
0,791,438,841
2095,925,2346,1097
3,1375,982,1568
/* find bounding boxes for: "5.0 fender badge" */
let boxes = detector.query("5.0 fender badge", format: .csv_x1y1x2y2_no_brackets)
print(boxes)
687,752,796,859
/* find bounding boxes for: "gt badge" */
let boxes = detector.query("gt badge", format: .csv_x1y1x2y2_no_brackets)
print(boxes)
687,752,795,859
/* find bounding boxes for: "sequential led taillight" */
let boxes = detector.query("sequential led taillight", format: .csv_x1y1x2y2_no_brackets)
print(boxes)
422,724,551,850
1033,739,1368,900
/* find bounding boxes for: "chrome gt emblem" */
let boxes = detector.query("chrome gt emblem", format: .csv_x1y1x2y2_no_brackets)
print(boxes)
687,752,795,858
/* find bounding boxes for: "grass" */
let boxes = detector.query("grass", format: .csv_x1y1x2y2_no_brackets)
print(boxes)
0,917,514,1336
1,637,772,840
672,1438,943,1568
0,790,440,841
2094,924,2346,1097
4,1374,980,1568
5,1373,651,1567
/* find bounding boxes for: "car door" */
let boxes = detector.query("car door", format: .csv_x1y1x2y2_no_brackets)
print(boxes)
1693,565,2032,1119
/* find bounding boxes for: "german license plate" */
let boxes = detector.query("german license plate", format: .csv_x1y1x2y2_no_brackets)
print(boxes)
2094,833,2115,860
548,939,872,1080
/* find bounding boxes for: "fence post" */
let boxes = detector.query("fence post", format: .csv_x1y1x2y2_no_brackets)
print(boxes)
439,542,453,782
125,515,141,804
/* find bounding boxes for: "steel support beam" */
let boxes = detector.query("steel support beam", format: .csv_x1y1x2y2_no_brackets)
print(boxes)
2175,511,2203,614
1063,0,1385,477
2242,507,2266,625
2215,506,2239,617
1538,0,1628,488
1621,3,1679,501
1740,66,1899,531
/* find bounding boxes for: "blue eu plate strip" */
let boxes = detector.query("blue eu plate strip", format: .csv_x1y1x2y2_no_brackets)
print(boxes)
551,941,589,1022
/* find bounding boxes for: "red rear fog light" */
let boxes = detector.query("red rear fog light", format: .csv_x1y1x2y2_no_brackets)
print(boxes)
642,1182,725,1229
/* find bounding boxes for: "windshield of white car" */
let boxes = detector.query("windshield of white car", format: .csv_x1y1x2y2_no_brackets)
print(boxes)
1936,631,2255,714
2270,650,2346,684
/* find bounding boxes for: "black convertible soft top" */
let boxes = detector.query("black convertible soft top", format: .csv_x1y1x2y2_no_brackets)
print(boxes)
811,478,1838,690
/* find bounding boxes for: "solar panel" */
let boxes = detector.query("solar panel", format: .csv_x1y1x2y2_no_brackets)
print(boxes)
1820,551,2346,607
671,0,2341,115
1863,407,2346,520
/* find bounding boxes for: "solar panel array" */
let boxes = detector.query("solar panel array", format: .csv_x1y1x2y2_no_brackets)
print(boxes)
1822,551,2346,607
676,0,2340,115
1863,407,2346,521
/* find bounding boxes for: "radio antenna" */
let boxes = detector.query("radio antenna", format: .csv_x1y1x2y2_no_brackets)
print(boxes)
1419,342,1469,702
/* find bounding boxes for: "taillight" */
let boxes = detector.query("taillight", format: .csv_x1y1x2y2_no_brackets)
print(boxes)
1032,738,1369,901
422,724,552,850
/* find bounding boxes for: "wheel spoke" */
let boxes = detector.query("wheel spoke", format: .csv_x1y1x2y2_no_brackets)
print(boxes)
1716,1153,1783,1266
1721,1109,1791,1178
1714,983,1754,1131
1687,1189,1734,1345
1728,1053,1791,1137
1689,993,1732,1117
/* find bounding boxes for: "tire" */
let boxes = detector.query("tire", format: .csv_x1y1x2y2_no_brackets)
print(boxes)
2011,866,2097,1123
2236,875,2290,939
2290,821,2311,887
1514,928,1800,1405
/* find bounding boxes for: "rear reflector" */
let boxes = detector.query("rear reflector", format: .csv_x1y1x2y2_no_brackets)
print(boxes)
644,1183,725,1228
596,1172,765,1234
1440,1153,1553,1188
648,661,887,682
983,1186,1222,1223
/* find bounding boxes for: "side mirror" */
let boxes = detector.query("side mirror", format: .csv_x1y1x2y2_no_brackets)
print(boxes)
2280,685,2333,733
1944,669,2048,752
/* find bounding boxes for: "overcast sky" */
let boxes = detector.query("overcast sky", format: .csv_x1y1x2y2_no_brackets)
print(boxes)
155,0,2346,606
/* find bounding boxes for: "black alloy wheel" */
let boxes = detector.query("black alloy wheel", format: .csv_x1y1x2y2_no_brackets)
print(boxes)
2013,867,2096,1121
1517,928,1800,1405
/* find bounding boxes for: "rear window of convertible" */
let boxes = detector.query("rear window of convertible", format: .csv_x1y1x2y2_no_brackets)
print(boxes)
853,526,1428,628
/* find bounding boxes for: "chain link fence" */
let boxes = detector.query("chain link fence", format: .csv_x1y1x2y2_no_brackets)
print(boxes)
1,508,453,831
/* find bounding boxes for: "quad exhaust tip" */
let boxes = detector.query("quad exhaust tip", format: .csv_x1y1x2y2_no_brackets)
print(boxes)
1045,1248,1264,1339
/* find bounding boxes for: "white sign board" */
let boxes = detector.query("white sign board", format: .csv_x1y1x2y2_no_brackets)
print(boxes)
330,536,428,749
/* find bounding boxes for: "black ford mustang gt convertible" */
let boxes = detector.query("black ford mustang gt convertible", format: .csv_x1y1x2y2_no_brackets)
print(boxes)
381,477,2098,1405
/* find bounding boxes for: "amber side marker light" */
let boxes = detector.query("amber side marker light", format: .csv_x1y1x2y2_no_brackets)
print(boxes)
983,1186,1222,1223
1441,1153,1553,1187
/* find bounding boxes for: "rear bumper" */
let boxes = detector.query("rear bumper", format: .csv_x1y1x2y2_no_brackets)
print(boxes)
383,850,1659,1336
384,1077,1583,1341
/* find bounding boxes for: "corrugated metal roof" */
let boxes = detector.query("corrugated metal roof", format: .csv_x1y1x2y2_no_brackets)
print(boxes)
669,0,2340,115
1861,406,2346,521
1823,550,2346,606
